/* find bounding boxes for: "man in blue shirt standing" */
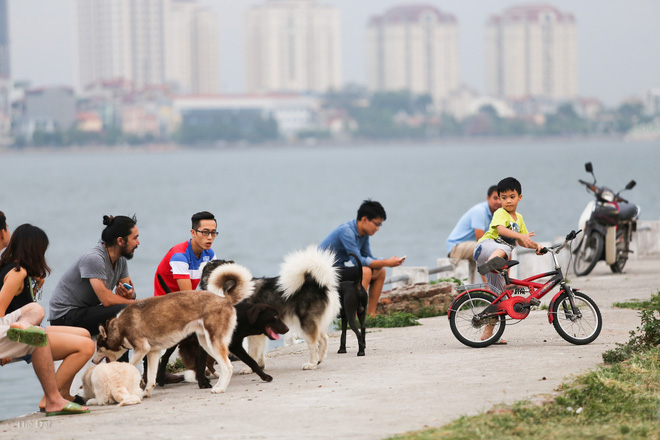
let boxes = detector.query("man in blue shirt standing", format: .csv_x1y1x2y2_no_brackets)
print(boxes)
320,200,405,317
445,186,501,283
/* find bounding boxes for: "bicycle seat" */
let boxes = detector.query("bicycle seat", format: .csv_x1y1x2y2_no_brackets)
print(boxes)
478,257,519,275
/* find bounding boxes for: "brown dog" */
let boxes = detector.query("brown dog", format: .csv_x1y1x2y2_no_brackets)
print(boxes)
92,263,253,395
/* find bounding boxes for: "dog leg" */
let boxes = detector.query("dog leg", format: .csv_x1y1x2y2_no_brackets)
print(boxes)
198,335,233,394
300,325,321,370
194,344,212,389
156,345,177,387
113,386,141,406
338,309,348,354
318,332,328,364
143,351,161,397
230,340,272,382
242,334,267,374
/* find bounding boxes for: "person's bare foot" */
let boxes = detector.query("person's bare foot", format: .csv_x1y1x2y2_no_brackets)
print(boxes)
481,324,494,341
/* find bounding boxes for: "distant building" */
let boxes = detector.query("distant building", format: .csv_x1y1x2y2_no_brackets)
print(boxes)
0,0,9,80
245,0,342,94
486,4,578,101
366,5,459,107
167,1,220,94
17,87,77,139
643,88,660,116
77,0,219,93
173,94,320,139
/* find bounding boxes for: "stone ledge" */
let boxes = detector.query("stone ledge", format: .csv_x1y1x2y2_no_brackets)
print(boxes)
378,281,456,315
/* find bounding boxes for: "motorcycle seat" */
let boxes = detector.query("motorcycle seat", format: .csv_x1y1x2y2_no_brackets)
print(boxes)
618,203,638,221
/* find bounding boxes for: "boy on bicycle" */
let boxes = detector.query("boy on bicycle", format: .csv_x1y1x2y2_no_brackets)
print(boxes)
473,177,543,341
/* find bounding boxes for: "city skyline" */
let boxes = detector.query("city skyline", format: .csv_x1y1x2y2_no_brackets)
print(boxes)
8,0,660,106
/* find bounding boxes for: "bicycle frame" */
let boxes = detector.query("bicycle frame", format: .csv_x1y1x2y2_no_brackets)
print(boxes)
448,239,581,324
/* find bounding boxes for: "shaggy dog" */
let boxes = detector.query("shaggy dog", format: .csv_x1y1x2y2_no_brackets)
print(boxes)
92,263,253,395
221,246,340,372
81,362,144,406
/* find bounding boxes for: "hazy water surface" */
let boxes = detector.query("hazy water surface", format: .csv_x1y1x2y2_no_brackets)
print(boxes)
1,138,659,420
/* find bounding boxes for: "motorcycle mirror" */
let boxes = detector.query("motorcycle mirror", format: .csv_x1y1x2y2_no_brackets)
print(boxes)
625,180,636,190
585,162,593,173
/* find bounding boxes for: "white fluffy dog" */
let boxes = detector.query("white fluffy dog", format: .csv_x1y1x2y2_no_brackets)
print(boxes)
82,362,144,406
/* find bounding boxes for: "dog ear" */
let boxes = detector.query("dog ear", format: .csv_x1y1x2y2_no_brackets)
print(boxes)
98,324,106,338
246,304,262,325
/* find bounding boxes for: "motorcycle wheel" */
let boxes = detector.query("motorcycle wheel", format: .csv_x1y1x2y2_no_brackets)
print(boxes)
610,228,628,273
573,232,603,276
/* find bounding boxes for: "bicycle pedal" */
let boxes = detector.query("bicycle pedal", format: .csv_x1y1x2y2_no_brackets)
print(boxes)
529,298,541,306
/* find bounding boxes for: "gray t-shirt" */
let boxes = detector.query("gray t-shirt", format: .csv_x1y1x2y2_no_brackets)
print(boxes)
49,243,129,320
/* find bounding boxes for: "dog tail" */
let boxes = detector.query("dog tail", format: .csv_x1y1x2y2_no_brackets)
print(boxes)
278,245,341,325
206,263,254,305
347,253,364,284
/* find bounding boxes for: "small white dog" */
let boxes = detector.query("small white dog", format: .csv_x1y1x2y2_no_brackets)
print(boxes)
82,362,144,406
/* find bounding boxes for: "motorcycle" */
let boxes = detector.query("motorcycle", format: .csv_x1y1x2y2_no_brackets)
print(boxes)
573,162,640,276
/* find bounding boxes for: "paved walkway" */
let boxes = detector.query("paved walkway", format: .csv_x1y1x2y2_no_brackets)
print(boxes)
2,257,659,440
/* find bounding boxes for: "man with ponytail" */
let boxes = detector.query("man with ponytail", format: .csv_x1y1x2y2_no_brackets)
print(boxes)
49,215,140,336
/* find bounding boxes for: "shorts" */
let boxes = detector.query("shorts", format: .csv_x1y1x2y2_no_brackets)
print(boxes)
473,239,513,266
0,309,37,359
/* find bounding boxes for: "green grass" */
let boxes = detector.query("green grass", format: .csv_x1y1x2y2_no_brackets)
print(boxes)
613,291,660,311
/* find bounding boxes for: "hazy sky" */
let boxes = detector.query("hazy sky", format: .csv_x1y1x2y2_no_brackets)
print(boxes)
8,0,660,106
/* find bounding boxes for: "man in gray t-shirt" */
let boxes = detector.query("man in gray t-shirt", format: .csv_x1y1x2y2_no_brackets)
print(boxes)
49,215,139,336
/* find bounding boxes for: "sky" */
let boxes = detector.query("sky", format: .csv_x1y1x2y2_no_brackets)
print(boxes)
8,0,660,106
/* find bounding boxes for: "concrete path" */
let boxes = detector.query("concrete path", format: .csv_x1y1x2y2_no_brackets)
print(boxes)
2,257,659,440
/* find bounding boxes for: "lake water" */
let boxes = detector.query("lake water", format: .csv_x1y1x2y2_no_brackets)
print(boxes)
1,138,659,420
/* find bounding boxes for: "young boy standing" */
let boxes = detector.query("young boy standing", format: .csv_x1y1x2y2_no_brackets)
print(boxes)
473,177,543,342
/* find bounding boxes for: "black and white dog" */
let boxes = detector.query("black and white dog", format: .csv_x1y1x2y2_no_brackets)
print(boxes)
204,246,340,372
337,253,368,356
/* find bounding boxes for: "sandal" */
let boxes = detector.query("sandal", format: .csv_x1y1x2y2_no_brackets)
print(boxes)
46,402,90,417
7,326,48,347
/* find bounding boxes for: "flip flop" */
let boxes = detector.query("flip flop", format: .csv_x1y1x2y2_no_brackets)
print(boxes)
495,339,508,345
7,326,48,347
46,401,90,417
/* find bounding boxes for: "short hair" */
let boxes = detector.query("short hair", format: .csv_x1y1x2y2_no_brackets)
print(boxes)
498,177,522,195
191,211,216,230
101,215,137,247
0,223,51,278
487,185,499,197
357,200,386,221
0,211,6,231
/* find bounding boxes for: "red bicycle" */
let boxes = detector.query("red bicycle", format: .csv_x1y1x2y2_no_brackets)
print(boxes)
448,230,602,348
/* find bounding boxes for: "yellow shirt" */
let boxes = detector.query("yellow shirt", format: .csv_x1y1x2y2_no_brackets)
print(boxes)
479,208,528,247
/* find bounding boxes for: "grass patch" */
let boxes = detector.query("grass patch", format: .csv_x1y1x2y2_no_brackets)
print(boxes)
430,277,465,286
366,311,421,328
166,357,185,374
387,348,660,440
613,291,660,311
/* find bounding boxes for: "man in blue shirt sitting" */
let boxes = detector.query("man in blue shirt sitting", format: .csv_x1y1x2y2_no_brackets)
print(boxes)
445,185,501,283
320,200,405,317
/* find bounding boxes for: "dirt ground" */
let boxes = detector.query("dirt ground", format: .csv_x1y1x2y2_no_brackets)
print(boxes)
2,257,659,440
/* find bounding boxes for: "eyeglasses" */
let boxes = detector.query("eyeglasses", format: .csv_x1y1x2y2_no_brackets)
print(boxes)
194,230,219,237
370,219,383,228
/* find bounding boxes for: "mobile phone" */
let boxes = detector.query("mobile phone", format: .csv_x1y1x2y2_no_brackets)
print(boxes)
400,255,407,260
122,283,133,290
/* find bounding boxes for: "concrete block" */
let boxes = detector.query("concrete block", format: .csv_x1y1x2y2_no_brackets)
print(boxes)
391,267,428,289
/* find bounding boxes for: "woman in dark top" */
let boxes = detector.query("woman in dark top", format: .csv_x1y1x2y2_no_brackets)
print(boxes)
0,224,94,409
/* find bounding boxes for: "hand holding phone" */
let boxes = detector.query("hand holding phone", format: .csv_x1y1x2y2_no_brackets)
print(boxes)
122,283,133,290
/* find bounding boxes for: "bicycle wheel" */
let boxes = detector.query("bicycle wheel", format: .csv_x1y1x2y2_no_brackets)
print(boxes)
552,291,602,345
573,232,603,276
449,291,505,348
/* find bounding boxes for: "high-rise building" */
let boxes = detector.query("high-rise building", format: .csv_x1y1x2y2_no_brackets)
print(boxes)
167,2,219,94
366,5,459,106
77,0,219,93
245,0,342,94
0,0,9,80
486,5,578,101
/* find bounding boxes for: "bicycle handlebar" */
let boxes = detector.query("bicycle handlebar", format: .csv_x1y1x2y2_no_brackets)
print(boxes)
542,230,581,255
